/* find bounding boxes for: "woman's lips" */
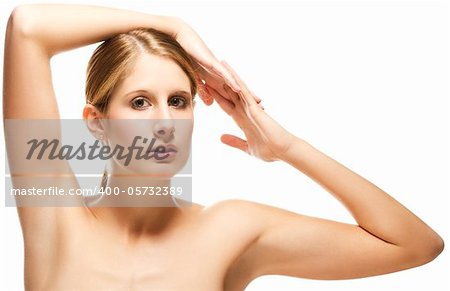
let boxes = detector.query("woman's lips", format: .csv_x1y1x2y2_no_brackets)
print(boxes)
151,144,178,153
145,144,178,162
148,144,178,153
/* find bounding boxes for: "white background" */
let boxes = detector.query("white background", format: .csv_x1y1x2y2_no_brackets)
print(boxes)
1,0,449,290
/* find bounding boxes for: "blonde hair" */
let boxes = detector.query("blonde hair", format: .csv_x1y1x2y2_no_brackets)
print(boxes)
85,28,198,189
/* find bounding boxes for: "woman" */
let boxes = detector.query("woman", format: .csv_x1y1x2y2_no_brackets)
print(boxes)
3,3,444,291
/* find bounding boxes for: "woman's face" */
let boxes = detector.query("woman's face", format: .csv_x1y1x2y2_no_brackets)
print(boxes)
100,53,195,177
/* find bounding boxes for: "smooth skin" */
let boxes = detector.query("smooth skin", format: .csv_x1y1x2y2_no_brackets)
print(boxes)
3,4,444,291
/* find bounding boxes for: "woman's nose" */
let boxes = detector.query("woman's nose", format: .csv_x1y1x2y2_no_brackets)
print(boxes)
153,119,175,141
152,104,175,140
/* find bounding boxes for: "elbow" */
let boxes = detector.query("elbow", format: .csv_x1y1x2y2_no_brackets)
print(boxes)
409,234,445,266
427,235,445,262
7,5,36,39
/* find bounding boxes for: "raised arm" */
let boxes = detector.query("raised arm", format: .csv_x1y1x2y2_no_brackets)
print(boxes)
207,62,444,288
3,3,184,118
5,4,183,59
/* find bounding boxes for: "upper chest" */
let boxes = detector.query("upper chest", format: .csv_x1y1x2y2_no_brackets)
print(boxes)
30,204,259,291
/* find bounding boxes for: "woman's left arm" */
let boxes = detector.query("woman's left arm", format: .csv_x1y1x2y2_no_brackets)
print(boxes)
208,62,444,283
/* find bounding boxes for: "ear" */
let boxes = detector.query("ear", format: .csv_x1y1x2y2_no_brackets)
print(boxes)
83,104,107,141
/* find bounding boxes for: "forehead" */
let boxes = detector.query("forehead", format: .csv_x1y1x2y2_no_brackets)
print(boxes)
115,53,191,95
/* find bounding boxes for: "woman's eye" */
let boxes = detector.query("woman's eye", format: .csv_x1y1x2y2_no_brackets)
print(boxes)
169,96,187,108
131,97,150,110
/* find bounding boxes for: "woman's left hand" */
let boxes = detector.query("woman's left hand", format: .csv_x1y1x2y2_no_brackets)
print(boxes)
205,61,297,162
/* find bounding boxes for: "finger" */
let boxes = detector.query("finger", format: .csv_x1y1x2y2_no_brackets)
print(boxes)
196,81,214,106
217,61,262,103
222,83,240,104
205,84,234,115
220,134,249,154
196,59,241,93
210,62,241,93
249,89,262,104
221,61,257,107
195,63,234,102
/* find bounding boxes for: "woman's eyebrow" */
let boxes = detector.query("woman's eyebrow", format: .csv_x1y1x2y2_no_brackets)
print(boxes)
171,90,192,98
124,89,150,97
124,89,191,97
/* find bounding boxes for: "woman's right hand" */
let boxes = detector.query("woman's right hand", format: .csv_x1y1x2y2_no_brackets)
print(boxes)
173,18,261,106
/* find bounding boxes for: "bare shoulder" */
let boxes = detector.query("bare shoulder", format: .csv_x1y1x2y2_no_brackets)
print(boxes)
170,198,273,214
203,198,270,213
204,199,292,289
178,198,279,235
202,198,295,225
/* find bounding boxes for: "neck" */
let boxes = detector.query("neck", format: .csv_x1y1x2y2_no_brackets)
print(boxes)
86,170,186,241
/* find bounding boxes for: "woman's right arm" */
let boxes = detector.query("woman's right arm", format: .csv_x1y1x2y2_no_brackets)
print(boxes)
8,4,183,58
4,3,184,120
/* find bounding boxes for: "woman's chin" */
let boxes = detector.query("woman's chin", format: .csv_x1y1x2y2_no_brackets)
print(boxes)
134,164,182,178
